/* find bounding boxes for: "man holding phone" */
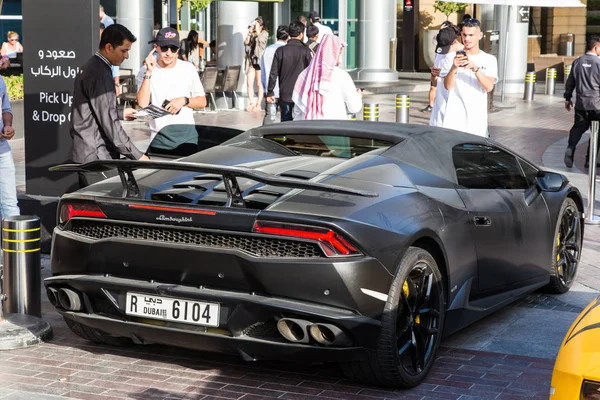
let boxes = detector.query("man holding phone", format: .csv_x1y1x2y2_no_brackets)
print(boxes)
443,18,497,137
137,27,207,157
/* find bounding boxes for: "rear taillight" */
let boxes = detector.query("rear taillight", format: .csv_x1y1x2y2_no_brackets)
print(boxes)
59,203,106,224
252,221,360,257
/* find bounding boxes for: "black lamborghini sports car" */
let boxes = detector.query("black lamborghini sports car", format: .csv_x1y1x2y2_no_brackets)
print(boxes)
46,121,584,388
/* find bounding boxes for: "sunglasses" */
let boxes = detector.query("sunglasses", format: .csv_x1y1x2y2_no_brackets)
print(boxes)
9,38,17,42
160,45,179,53
462,18,481,27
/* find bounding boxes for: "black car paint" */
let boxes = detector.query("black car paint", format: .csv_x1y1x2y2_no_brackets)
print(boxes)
46,121,583,364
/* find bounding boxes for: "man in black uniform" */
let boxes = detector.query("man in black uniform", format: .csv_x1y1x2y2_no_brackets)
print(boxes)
564,35,600,169
70,24,149,188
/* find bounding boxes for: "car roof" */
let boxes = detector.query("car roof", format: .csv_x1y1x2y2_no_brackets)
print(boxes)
246,121,492,184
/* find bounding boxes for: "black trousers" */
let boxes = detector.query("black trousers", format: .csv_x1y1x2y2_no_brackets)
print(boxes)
280,101,294,122
568,109,600,159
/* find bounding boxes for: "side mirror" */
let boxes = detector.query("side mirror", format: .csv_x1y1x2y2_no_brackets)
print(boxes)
535,171,567,192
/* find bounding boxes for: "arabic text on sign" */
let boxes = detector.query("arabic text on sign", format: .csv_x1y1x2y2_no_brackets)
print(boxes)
38,50,76,60
30,65,80,79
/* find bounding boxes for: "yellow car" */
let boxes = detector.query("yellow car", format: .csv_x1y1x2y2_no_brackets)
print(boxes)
551,295,600,400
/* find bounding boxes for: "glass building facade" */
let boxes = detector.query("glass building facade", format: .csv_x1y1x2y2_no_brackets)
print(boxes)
0,0,23,44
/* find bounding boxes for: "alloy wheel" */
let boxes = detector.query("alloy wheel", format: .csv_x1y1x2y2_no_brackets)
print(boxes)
396,262,442,376
556,205,582,287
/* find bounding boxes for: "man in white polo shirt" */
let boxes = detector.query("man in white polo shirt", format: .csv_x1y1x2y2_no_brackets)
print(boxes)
443,18,497,137
308,11,333,43
137,27,207,157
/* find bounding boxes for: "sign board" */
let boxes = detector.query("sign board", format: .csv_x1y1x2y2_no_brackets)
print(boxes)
23,0,99,196
517,6,530,23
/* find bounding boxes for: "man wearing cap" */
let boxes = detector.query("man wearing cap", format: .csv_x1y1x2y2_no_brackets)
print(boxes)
137,27,207,157
308,11,333,43
421,21,454,113
429,25,462,127
70,24,149,189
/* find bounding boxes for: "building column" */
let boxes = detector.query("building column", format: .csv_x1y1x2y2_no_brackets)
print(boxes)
273,2,282,31
117,0,154,75
498,5,528,94
180,2,191,31
349,0,398,82
217,1,258,108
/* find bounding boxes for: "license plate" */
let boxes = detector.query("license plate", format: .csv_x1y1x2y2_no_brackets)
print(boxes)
125,293,219,327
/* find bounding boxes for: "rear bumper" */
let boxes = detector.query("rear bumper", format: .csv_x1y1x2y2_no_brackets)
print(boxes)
57,310,369,363
48,220,393,359
50,223,393,319
46,274,379,361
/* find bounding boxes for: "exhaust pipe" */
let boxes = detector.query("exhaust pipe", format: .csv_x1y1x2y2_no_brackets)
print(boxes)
276,318,312,343
57,288,83,311
46,287,59,307
309,323,352,346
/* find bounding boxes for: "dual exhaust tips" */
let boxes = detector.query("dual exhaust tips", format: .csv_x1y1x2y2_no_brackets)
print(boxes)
47,289,350,347
276,318,352,347
46,287,83,311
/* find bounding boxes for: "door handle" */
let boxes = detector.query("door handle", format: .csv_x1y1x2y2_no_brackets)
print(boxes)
473,216,492,226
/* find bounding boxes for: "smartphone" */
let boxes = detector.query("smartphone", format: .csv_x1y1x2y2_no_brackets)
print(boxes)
162,99,181,115
456,50,467,57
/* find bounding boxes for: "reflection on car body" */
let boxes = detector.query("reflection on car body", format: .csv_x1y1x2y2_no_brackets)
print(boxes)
46,121,584,388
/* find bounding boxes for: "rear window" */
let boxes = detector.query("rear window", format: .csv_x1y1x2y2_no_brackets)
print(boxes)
263,134,393,158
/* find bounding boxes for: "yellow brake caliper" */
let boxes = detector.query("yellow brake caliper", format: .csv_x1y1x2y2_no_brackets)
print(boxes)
556,233,561,273
403,280,420,324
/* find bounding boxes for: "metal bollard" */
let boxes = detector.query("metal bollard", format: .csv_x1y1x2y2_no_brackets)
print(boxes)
1,216,42,317
523,72,536,101
546,68,557,95
396,94,410,124
363,103,379,121
564,64,572,82
586,121,600,225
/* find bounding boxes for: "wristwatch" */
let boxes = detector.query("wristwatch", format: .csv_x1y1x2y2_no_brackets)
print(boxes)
184,97,190,106
143,74,152,79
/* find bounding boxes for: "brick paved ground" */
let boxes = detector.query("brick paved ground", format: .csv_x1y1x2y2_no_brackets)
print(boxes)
0,285,555,400
2,84,598,399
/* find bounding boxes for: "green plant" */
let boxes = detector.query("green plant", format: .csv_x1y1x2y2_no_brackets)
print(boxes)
4,74,23,101
588,13,600,26
589,0,600,11
433,1,468,20
181,0,212,14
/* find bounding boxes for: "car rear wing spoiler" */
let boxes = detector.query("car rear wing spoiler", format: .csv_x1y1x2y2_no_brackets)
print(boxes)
50,160,378,207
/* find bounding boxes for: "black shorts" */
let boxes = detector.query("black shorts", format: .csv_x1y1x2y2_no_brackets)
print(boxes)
252,63,261,70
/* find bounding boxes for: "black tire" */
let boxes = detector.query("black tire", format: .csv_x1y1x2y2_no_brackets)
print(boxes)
545,197,582,294
342,247,445,388
64,317,132,346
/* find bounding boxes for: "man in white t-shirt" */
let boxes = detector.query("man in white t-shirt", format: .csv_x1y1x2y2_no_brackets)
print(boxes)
443,18,498,137
308,11,333,43
137,27,207,157
430,25,462,127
